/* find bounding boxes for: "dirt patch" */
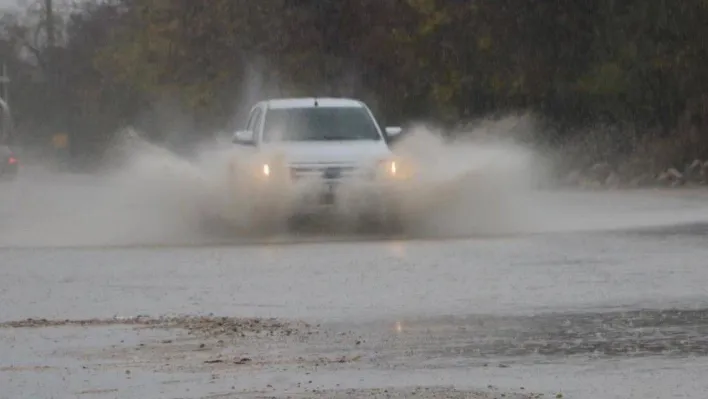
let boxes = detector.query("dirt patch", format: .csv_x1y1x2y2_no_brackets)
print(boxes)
0,316,551,399
0,315,312,338
210,386,545,399
77,388,120,395
0,365,54,372
0,315,351,374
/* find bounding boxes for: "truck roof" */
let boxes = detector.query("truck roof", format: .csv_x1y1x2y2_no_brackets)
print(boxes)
264,97,364,110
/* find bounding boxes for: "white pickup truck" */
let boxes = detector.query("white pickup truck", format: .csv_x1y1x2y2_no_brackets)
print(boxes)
227,97,411,227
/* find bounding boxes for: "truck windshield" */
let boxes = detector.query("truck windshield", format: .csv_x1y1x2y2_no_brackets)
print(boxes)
262,107,381,142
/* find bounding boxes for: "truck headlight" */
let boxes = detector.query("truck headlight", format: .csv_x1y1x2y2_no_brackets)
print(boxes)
377,159,396,176
262,163,271,177
378,158,408,179
389,160,398,176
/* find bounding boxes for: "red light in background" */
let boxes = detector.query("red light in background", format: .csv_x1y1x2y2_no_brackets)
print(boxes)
8,156,17,165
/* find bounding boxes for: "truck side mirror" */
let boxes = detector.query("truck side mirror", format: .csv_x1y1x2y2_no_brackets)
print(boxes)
232,130,255,145
385,126,403,138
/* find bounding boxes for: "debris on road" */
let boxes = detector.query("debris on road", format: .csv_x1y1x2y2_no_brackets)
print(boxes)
0,315,313,338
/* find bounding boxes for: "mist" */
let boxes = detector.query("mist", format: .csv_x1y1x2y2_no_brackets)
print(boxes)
0,112,549,247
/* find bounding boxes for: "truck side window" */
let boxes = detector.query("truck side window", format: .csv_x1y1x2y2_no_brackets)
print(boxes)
252,108,264,135
247,108,262,132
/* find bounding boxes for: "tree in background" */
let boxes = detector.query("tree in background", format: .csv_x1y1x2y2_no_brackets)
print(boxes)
1,0,708,167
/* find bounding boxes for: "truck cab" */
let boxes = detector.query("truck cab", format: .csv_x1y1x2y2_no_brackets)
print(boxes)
232,97,403,183
228,97,407,216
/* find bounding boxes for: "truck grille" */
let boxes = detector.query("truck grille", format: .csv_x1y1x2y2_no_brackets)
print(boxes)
289,163,360,181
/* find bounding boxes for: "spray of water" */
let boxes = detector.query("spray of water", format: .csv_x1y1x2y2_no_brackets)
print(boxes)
384,123,545,237
0,115,548,247
3,114,708,248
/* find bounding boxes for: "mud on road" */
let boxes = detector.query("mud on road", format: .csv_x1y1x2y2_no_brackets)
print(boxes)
3,308,708,398
0,314,546,398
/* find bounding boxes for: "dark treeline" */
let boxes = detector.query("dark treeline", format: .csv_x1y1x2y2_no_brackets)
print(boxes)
2,0,708,165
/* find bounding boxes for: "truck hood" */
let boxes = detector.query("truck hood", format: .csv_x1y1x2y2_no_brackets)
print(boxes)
260,140,393,166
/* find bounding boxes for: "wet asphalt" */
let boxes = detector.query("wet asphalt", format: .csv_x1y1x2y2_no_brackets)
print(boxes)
2,179,708,398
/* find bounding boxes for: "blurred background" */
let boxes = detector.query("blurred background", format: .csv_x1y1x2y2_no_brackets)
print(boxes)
1,0,707,177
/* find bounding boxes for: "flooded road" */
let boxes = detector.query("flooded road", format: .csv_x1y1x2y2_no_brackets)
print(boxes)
2,178,708,398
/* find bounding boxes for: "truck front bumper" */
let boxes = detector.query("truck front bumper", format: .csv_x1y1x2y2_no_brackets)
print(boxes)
284,177,404,216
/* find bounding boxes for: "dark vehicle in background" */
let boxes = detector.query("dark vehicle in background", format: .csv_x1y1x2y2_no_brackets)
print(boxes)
0,97,17,180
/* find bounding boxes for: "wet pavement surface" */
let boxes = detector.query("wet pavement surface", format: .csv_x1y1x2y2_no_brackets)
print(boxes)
2,182,708,398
